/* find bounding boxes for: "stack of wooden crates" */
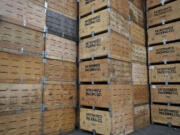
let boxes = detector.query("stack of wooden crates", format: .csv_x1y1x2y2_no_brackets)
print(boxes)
148,0,180,127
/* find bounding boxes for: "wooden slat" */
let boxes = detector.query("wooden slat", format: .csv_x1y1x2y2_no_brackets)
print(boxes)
130,0,144,11
152,104,180,126
29,0,45,7
151,85,180,104
147,0,174,9
132,43,146,64
0,52,43,84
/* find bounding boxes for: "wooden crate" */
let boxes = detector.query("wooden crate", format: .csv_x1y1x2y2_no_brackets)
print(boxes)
29,0,45,6
0,0,46,32
147,0,180,27
79,9,129,38
79,0,129,17
133,85,149,105
44,83,76,110
79,31,131,62
148,21,180,45
151,85,180,104
152,104,180,126
45,59,76,83
79,58,131,84
0,111,41,135
147,0,174,9
132,43,146,64
46,34,76,62
0,52,43,84
134,104,150,130
130,0,144,11
0,21,44,57
80,108,133,135
148,43,180,63
149,64,180,83
47,0,77,20
130,22,145,46
42,108,75,135
132,63,148,85
80,85,132,109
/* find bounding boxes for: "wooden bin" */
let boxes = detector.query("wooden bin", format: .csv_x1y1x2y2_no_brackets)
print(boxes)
149,64,180,83
79,31,131,62
148,21,180,45
79,8,129,38
152,104,180,126
0,0,46,32
151,85,180,104
147,0,173,9
46,34,76,62
80,107,134,135
29,0,45,6
79,58,131,84
148,42,180,64
132,43,146,64
80,85,132,108
79,0,129,17
147,0,180,26
130,0,144,11
0,21,44,57
0,52,43,84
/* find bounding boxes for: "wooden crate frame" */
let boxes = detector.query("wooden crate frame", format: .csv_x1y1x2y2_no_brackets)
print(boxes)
147,0,174,9
29,0,45,7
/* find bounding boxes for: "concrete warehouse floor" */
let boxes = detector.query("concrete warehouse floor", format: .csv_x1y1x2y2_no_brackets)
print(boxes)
67,125,180,135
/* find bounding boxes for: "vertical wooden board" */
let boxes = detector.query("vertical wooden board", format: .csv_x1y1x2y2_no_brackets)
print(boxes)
29,0,45,6
148,43,180,63
130,0,145,11
147,0,180,26
148,21,180,45
147,0,174,9
46,34,76,62
149,64,180,83
0,52,43,84
152,105,180,126
132,43,146,64
0,21,44,56
80,108,111,135
151,85,180,104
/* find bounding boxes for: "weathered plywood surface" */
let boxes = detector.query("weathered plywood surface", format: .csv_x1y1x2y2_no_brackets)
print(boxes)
132,43,146,64
147,0,174,9
130,0,144,11
29,0,45,6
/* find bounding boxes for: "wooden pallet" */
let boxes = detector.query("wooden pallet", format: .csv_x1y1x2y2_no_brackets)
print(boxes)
130,0,144,11
0,52,43,84
80,107,134,135
152,104,180,127
147,0,174,9
0,0,46,32
79,0,129,17
79,8,129,38
42,108,75,135
0,21,44,57
149,63,180,83
132,43,146,64
0,111,41,135
148,21,180,45
79,58,131,84
29,0,45,7
47,0,77,20
46,34,76,62
147,0,180,27
80,85,132,109
79,31,131,62
151,85,180,104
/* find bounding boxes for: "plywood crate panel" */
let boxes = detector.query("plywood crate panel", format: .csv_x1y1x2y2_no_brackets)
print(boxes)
132,43,146,64
147,0,174,9
133,85,149,105
149,64,180,83
130,22,145,46
0,111,41,135
80,108,134,135
47,0,77,20
147,0,180,26
44,83,76,110
0,52,43,84
46,34,76,62
45,59,76,83
152,104,180,126
79,9,129,38
80,85,132,109
79,0,129,17
130,0,144,11
148,21,180,45
134,104,150,130
29,0,45,6
42,108,75,135
0,0,46,32
148,43,180,63
151,85,180,104
0,21,44,56
79,31,131,62
79,59,131,84
132,63,147,85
